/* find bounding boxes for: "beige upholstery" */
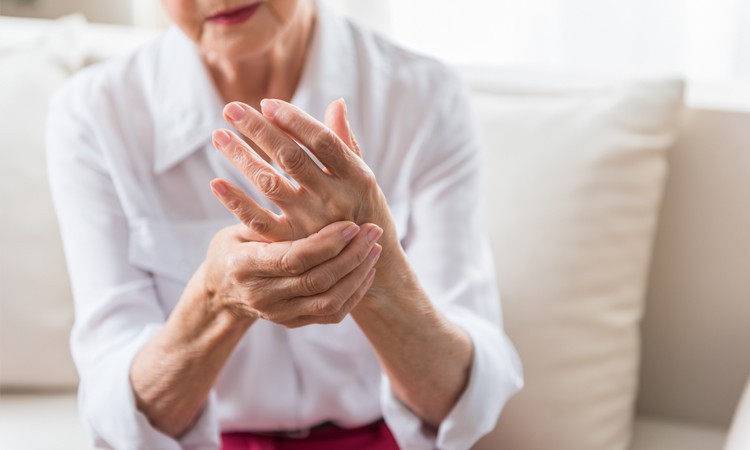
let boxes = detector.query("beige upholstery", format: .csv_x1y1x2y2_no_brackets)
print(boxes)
467,73,683,450
637,108,750,427
630,416,726,450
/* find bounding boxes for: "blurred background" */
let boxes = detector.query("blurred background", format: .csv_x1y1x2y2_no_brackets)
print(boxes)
2,0,750,82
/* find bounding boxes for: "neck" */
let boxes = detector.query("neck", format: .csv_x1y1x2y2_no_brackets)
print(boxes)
203,2,316,110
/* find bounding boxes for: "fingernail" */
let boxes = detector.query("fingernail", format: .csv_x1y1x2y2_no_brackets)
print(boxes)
342,224,360,241
213,129,232,148
225,103,246,121
211,180,227,195
367,226,383,245
368,245,382,262
260,99,280,118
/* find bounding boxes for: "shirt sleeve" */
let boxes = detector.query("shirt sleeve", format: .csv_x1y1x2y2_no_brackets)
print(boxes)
378,67,524,450
46,80,221,450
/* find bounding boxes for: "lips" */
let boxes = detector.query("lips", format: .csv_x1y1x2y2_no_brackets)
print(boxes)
207,3,262,25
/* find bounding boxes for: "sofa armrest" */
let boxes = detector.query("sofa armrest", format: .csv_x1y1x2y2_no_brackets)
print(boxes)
725,375,750,450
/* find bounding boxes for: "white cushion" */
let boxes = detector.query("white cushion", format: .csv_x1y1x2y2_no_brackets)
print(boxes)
0,16,86,389
464,69,684,450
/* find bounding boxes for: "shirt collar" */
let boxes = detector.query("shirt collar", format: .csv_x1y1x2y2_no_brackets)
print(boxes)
151,0,355,174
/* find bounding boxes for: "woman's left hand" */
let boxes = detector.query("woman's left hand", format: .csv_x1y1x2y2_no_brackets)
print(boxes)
210,98,399,263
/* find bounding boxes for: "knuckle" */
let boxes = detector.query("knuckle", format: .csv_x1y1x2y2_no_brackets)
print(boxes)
234,146,254,171
308,297,334,316
256,172,281,197
302,274,325,295
225,196,242,212
322,294,345,315
279,147,307,174
311,129,337,156
305,270,336,295
279,251,304,276
244,117,265,137
319,301,338,316
331,309,348,323
248,214,270,235
321,306,348,324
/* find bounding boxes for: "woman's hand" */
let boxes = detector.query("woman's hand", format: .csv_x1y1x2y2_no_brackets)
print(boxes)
203,220,382,328
209,99,398,252
206,100,475,429
131,220,382,437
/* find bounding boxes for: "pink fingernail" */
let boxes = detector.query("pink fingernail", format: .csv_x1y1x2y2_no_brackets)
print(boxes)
213,129,232,148
367,226,383,245
225,103,246,121
368,245,382,262
261,99,280,117
211,180,227,195
342,224,360,241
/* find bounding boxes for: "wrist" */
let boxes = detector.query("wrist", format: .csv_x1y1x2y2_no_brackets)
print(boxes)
131,261,255,438
358,239,423,312
169,261,255,349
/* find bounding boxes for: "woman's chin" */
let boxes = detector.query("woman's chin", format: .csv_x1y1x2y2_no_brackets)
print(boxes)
202,25,278,61
201,36,272,61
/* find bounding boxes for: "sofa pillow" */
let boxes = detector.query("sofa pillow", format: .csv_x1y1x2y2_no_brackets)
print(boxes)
0,16,86,389
463,69,683,450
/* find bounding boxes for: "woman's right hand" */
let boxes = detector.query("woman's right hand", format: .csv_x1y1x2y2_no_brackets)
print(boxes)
203,220,382,328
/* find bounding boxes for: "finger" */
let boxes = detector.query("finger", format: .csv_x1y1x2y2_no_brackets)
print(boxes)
324,99,352,148
209,178,292,242
349,129,363,159
290,240,380,318
311,266,376,324
223,102,326,190
324,98,362,159
281,266,377,328
261,99,361,177
237,221,362,277
279,223,383,297
212,129,296,204
304,248,379,319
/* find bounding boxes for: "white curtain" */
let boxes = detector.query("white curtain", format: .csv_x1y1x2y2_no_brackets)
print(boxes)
131,0,170,29
332,0,750,82
129,0,750,82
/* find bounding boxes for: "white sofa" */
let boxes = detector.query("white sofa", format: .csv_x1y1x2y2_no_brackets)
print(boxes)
1,16,748,450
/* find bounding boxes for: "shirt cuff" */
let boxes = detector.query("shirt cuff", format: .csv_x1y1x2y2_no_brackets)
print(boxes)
379,312,523,450
77,324,221,450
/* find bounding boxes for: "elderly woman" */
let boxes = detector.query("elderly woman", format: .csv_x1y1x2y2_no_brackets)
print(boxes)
46,0,522,449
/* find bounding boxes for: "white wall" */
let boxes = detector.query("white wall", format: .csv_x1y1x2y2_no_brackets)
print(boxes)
0,0,133,24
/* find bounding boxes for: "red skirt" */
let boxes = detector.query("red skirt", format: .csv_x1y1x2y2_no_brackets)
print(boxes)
221,419,400,450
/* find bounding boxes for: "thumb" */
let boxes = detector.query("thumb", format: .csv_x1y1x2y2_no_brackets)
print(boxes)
325,98,362,158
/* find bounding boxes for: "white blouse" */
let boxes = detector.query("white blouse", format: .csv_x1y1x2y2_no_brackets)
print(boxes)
46,2,522,449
